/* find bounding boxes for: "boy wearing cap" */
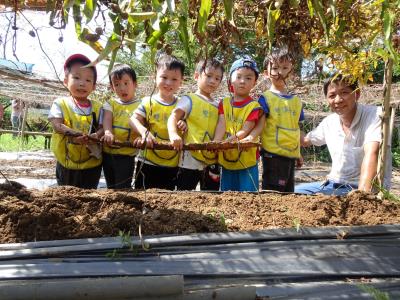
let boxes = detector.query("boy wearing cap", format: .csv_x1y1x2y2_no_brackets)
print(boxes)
252,47,304,192
48,54,104,189
213,56,262,192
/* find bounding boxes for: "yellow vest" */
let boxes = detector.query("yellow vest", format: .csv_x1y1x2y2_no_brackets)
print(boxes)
51,97,102,170
103,98,140,156
261,91,302,158
140,96,179,167
218,96,261,170
185,93,219,164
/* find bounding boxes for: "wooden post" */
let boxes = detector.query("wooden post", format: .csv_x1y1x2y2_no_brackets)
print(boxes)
18,101,28,151
377,58,393,192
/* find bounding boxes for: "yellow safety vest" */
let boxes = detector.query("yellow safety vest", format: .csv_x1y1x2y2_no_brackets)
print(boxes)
218,96,261,170
185,93,219,164
51,97,102,170
261,91,302,158
140,96,179,167
103,98,140,156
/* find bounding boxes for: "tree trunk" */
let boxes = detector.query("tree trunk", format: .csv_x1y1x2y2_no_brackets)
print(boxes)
377,58,393,193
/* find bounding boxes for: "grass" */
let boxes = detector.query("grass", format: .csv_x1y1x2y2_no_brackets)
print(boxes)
0,134,48,152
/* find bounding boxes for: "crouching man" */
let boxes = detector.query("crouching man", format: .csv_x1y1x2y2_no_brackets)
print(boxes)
295,74,391,195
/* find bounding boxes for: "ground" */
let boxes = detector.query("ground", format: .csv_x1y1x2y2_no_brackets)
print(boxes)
0,151,399,244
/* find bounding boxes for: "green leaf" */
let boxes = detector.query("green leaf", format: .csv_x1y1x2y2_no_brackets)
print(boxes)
108,48,119,75
198,0,212,34
383,10,398,62
307,0,314,17
87,34,121,67
128,11,157,23
83,0,97,23
178,16,191,67
46,0,56,13
166,0,175,13
73,4,82,35
266,4,281,50
179,0,189,18
63,0,75,11
335,19,346,39
147,19,170,47
312,0,330,44
288,0,300,8
78,28,104,53
109,12,122,36
223,0,234,23
152,0,162,11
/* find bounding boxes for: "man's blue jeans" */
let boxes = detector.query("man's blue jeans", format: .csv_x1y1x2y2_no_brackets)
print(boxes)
295,180,357,196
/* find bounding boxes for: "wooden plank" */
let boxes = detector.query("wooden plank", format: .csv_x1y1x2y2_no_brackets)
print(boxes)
0,129,52,137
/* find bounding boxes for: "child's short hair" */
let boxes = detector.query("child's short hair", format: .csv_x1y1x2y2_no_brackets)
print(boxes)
263,46,293,70
195,59,224,76
155,54,185,76
323,74,359,96
109,64,137,85
229,56,259,80
64,54,97,84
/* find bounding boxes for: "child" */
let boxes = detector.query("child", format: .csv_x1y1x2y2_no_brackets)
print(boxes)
257,47,304,192
102,64,140,189
130,54,185,190
48,54,103,189
168,58,224,190
214,57,262,192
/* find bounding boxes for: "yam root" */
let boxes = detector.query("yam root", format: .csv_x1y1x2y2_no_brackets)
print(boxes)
64,131,260,150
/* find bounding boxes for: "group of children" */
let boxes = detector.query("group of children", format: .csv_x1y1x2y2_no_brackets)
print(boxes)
49,48,303,192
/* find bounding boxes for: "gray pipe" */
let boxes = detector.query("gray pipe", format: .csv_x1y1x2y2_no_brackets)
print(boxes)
184,286,256,300
0,275,183,300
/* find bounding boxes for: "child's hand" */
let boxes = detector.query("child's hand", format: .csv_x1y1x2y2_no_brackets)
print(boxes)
102,130,114,146
240,135,254,143
169,133,183,150
137,132,156,148
225,134,239,142
296,156,303,169
177,120,187,133
72,135,89,145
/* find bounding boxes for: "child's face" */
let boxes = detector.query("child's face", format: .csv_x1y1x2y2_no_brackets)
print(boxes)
156,67,183,100
64,63,95,101
230,67,257,97
326,81,359,117
111,73,137,102
195,67,223,97
264,59,292,82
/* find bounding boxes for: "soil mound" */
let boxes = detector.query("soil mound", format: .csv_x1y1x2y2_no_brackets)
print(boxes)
0,186,399,243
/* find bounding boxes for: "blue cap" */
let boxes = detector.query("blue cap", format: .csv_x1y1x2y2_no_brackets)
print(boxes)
229,56,259,78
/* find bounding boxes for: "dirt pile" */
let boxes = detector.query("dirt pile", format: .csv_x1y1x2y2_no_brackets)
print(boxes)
0,184,399,243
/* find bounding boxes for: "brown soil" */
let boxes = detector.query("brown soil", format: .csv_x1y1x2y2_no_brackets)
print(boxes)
0,183,399,243
0,159,56,179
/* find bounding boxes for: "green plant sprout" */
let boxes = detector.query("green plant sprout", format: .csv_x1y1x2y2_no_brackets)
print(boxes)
207,209,228,230
373,181,400,203
106,230,140,259
293,218,301,233
357,284,390,300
